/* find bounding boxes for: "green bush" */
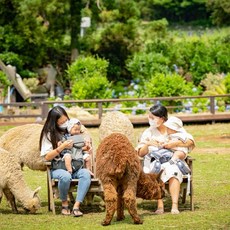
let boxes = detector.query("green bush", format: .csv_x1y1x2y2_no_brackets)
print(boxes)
192,98,209,113
66,56,112,106
67,56,108,81
0,52,23,71
224,73,230,94
145,73,196,98
0,71,10,96
126,52,170,86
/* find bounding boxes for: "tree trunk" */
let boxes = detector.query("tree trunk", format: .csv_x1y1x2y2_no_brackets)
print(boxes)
70,0,83,63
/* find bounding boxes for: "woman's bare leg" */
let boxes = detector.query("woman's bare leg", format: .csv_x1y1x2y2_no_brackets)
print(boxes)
169,177,180,214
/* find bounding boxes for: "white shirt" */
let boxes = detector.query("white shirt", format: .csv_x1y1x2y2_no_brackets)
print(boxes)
136,126,168,152
40,133,53,157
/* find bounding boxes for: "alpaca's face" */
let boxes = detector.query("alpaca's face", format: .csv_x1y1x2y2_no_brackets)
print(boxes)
24,196,41,213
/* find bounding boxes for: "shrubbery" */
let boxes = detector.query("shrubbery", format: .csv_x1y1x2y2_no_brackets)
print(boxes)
66,56,112,107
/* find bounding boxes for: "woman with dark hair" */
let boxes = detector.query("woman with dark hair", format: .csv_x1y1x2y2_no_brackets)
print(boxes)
137,104,195,214
39,106,91,216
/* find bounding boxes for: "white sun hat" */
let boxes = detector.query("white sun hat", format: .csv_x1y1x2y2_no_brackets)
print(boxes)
164,116,183,131
67,118,81,132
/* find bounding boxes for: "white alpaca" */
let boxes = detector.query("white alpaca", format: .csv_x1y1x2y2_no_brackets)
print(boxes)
0,124,46,171
0,148,41,213
99,111,134,144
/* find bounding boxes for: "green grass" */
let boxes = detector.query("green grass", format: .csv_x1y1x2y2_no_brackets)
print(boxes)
0,123,230,230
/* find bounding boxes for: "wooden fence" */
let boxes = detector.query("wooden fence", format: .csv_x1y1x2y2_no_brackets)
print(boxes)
0,94,230,126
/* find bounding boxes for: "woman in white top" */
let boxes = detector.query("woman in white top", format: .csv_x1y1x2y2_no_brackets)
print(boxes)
137,104,195,214
39,106,91,217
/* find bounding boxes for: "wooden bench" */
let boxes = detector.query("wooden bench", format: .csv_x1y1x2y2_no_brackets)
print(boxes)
46,154,194,214
45,153,104,214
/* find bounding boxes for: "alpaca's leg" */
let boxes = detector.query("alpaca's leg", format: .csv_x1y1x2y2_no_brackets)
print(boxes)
101,182,117,226
123,180,143,224
117,185,125,221
3,188,18,213
0,189,2,204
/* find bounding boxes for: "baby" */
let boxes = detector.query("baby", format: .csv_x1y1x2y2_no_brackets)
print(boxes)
144,116,191,175
60,118,94,176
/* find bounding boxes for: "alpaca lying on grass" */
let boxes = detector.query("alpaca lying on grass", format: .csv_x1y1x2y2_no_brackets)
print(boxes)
0,148,41,213
0,124,46,171
96,133,164,226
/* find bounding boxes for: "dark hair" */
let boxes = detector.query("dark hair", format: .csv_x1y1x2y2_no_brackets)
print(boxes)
39,106,70,150
149,104,168,121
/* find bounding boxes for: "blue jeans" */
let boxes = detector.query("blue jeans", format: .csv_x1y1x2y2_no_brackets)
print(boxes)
51,168,91,203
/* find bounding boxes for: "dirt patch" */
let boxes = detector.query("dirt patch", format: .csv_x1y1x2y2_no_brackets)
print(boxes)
193,147,229,155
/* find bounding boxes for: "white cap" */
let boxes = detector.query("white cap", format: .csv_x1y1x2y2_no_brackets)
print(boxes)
67,118,81,132
164,116,183,131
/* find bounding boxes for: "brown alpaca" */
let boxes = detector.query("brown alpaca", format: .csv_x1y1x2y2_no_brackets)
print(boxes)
96,133,142,225
96,133,164,226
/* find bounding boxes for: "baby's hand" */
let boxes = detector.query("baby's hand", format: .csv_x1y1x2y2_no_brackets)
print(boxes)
146,139,161,147
62,139,74,149
162,140,176,149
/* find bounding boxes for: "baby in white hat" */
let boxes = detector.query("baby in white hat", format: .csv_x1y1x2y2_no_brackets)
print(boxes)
163,116,188,159
161,116,192,174
62,118,94,176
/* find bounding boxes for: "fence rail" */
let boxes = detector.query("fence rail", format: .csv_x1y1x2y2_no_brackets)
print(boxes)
0,94,230,126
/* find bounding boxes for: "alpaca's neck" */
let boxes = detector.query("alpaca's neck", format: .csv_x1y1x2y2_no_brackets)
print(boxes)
7,174,33,202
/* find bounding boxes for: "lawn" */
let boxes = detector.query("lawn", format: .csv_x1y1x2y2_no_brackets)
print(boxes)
0,123,229,230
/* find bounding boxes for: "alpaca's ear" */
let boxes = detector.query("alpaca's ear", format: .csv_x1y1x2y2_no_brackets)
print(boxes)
33,186,41,197
156,170,164,182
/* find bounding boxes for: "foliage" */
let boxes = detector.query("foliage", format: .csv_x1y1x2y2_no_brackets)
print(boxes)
126,52,171,87
0,52,23,72
67,56,108,81
137,0,210,23
224,73,230,94
0,0,229,100
191,98,209,113
143,73,197,109
207,0,230,26
23,78,39,93
66,56,112,104
0,71,10,96
145,73,196,96
131,30,230,87
201,73,225,93
83,0,141,87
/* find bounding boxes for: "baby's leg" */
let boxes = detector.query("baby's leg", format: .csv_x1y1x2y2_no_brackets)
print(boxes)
84,155,94,177
64,154,72,174
171,150,186,161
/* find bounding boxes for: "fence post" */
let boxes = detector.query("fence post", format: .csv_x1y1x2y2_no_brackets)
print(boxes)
97,102,103,119
41,103,49,120
210,96,215,114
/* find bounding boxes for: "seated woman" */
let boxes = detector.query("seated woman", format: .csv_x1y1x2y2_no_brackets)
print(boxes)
137,104,195,215
39,105,91,216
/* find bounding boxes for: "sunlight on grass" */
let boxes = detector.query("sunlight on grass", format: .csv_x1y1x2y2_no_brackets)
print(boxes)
0,123,229,229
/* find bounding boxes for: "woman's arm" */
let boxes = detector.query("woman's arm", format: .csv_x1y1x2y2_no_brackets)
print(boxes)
43,140,74,161
138,139,161,157
162,138,194,149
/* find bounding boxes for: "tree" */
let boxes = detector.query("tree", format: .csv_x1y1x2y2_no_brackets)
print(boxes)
207,0,230,25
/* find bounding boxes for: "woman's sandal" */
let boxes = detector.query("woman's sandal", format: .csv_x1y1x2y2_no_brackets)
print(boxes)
72,208,83,217
61,206,71,216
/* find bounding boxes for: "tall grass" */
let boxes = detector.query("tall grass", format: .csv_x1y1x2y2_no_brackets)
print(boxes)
0,123,229,230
